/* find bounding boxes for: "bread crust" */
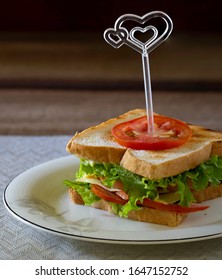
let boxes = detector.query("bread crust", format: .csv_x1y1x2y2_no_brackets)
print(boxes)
192,184,222,202
67,139,125,164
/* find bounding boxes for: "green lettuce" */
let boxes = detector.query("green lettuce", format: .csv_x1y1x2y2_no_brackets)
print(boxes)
64,180,100,205
65,156,222,217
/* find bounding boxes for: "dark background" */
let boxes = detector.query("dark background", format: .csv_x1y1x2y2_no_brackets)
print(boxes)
0,0,221,135
0,0,221,34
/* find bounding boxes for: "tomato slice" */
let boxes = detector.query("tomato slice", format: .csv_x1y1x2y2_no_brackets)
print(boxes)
91,185,209,213
111,115,192,150
140,198,209,213
91,184,126,205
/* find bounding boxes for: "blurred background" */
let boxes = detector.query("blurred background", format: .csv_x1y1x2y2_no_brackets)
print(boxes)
0,1,221,33
0,0,221,134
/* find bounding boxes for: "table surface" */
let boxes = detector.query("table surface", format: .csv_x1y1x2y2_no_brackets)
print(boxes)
1,135,222,260
1,90,222,135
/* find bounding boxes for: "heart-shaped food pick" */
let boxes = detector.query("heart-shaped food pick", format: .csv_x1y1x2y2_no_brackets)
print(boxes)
104,28,128,49
104,11,173,134
130,25,158,52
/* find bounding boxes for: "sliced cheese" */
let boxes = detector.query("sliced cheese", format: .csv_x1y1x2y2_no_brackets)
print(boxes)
76,177,121,192
157,192,180,204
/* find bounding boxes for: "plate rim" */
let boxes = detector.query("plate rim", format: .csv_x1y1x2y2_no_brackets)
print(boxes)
3,155,222,245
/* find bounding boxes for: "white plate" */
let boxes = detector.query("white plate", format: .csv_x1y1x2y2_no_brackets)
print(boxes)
3,155,222,244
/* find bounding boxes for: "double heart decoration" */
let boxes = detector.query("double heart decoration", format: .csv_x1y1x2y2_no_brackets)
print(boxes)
103,11,173,54
103,11,173,135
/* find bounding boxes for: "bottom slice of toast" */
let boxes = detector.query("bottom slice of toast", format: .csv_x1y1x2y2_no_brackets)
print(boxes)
69,189,187,227
69,184,222,227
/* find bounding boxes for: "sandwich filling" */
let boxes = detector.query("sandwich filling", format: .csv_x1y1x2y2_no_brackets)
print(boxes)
65,155,222,216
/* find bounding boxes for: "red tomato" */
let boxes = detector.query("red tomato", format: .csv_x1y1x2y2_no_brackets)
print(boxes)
91,185,209,213
140,198,209,213
111,115,192,150
91,184,126,205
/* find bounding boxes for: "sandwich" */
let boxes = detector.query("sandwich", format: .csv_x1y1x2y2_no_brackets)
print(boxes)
65,109,222,226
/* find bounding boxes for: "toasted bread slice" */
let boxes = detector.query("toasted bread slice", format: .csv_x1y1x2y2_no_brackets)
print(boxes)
67,109,222,179
69,184,222,227
192,184,222,202
121,124,222,180
69,189,187,227
66,109,145,164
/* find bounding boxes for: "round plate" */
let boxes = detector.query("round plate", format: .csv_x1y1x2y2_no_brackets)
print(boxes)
3,155,222,244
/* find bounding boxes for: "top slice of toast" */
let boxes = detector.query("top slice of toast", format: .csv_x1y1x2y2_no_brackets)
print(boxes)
67,109,222,180
66,109,145,164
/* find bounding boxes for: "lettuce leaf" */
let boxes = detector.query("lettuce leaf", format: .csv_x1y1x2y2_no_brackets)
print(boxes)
64,180,100,205
65,156,222,217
